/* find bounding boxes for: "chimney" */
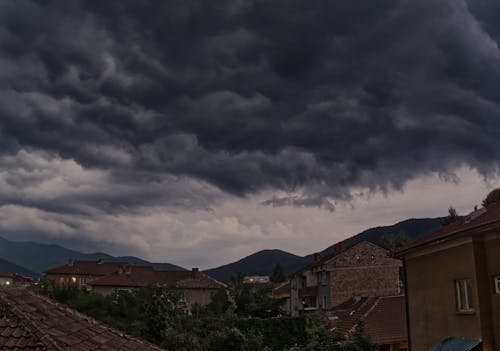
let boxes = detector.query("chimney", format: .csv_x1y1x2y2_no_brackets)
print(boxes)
333,241,346,253
313,253,321,263
67,259,74,267
192,267,199,279
97,259,104,265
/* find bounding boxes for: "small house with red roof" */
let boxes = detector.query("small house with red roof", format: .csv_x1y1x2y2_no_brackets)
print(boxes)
45,261,227,311
396,199,500,351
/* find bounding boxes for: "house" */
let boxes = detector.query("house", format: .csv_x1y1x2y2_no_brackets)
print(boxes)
44,260,129,288
0,273,34,287
86,265,227,310
326,295,408,351
0,273,13,287
290,241,402,316
0,287,166,350
243,275,270,284
273,281,291,314
396,201,500,351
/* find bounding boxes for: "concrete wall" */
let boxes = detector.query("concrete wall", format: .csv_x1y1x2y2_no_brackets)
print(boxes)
486,236,500,349
405,242,482,351
45,273,101,287
182,288,218,309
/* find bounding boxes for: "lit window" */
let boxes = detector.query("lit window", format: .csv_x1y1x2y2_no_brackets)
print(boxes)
455,279,474,313
494,276,500,295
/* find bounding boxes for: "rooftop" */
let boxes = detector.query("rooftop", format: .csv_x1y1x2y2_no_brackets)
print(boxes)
328,295,407,345
396,201,500,257
88,267,227,289
0,287,166,351
45,261,129,276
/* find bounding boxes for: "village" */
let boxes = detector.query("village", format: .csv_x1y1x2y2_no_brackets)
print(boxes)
1,189,500,351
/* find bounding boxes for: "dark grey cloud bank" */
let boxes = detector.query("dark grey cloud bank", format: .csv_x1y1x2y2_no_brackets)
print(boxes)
1,0,500,216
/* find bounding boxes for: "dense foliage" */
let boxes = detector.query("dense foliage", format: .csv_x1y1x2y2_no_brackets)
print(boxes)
483,188,500,208
41,279,378,351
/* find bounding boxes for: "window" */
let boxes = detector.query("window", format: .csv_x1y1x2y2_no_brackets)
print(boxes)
323,296,327,309
455,279,474,313
321,271,327,285
494,276,500,294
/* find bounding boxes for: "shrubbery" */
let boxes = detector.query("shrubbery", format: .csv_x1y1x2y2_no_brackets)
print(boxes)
40,279,378,351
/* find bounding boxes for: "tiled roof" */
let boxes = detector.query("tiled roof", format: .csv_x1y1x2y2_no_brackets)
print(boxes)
0,287,167,351
363,295,407,344
88,267,226,289
396,202,500,256
328,295,407,345
45,261,128,276
0,272,14,278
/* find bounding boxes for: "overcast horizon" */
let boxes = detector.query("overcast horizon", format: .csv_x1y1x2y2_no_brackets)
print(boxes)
1,1,500,269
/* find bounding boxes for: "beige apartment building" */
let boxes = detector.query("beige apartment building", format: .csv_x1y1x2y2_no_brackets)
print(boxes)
397,202,500,351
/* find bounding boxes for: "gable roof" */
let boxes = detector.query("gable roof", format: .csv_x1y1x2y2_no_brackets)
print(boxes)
45,261,128,276
88,267,227,289
328,295,407,345
0,287,166,351
396,202,500,257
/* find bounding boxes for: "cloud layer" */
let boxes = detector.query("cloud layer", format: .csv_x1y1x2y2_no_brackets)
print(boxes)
1,0,500,265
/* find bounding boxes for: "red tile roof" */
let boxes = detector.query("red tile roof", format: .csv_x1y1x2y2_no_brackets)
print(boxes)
328,295,407,345
88,267,226,290
45,261,128,276
0,287,167,351
396,202,500,256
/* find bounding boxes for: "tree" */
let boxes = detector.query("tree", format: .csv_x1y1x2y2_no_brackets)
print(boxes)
483,188,500,208
343,322,378,351
441,206,459,225
379,232,410,250
271,263,286,283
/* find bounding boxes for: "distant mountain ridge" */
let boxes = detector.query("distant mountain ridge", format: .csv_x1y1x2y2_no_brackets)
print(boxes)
204,249,311,282
0,217,443,282
0,236,185,275
204,217,443,282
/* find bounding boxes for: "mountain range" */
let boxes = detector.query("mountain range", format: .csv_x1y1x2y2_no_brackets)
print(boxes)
0,217,443,282
205,217,442,281
0,236,185,278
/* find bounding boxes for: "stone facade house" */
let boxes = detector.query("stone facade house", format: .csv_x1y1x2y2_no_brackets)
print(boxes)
396,202,500,351
290,241,401,316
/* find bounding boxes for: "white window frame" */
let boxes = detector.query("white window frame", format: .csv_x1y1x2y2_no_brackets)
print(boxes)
455,279,475,313
494,276,500,295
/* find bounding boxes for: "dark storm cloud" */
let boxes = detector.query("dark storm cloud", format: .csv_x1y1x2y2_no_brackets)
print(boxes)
1,0,500,212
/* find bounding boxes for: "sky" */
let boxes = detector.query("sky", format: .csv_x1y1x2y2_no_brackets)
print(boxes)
1,0,500,269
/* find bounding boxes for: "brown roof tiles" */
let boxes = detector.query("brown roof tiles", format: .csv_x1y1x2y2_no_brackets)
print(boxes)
45,261,127,276
88,267,226,290
0,287,166,351
328,295,407,345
